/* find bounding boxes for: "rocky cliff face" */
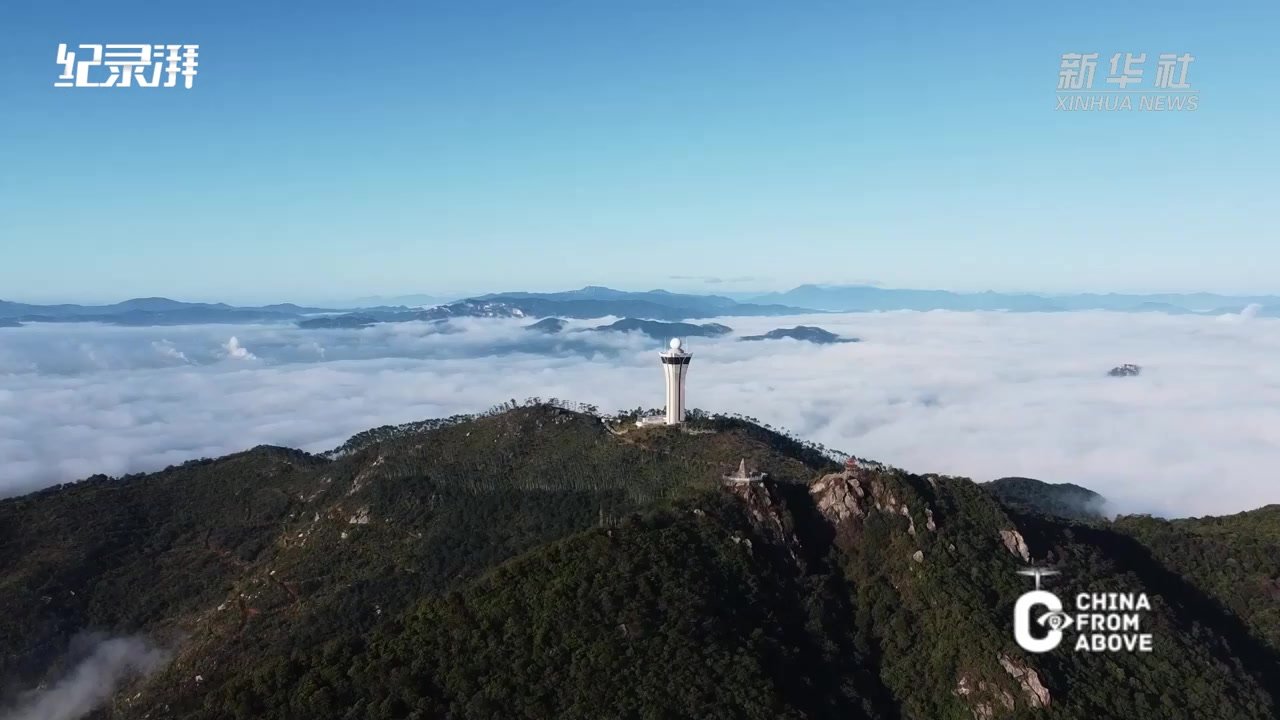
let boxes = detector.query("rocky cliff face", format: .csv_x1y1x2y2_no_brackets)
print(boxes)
735,467,1059,720
810,467,938,563
999,528,1030,562
725,481,806,567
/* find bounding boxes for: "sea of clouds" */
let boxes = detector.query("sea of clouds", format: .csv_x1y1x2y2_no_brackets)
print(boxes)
2,310,1278,517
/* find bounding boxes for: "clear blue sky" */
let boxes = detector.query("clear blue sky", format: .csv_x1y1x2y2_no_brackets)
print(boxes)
1,0,1276,303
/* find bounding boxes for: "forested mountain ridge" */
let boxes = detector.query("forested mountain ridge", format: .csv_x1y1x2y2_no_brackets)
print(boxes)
1,404,1278,719
982,477,1106,522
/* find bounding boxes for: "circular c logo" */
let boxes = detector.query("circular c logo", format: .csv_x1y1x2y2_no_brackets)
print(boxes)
1014,590,1064,653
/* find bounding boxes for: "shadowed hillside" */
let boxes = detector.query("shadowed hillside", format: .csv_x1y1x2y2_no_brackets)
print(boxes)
0,403,1277,720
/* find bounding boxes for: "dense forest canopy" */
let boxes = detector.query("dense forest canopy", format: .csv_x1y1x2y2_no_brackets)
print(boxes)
1,401,1277,720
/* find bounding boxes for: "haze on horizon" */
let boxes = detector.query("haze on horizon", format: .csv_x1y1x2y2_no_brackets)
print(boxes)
10,280,1280,312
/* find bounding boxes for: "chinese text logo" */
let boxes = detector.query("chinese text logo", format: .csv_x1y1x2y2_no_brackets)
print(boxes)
55,44,199,89
1013,568,1154,653
1056,52,1196,111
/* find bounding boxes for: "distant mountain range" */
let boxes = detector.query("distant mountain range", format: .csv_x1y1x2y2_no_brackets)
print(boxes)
748,284,1280,314
0,288,812,328
465,286,813,320
0,298,405,327
5,284,1280,328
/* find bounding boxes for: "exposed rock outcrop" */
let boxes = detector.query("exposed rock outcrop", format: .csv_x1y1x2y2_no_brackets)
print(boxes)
999,529,1030,562
900,505,916,535
998,654,1051,708
348,455,385,496
810,468,919,525
727,481,803,566
810,468,939,559
950,656,1052,718
810,471,868,523
954,674,1015,720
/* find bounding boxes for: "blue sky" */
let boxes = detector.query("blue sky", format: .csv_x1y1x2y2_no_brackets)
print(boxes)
1,1,1276,303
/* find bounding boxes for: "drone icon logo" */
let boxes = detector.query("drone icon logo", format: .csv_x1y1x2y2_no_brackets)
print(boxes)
1013,568,1071,653
1013,567,1155,654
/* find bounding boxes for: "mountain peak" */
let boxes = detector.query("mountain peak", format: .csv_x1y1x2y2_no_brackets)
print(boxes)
3,405,1280,719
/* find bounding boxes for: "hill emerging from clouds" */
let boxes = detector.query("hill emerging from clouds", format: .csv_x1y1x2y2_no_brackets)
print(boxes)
741,325,858,344
1,403,1279,720
4,310,1280,517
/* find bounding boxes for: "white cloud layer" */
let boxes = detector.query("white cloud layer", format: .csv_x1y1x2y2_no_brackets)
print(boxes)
2,311,1279,518
0,634,169,720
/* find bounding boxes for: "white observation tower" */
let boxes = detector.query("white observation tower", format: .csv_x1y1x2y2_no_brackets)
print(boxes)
660,337,692,424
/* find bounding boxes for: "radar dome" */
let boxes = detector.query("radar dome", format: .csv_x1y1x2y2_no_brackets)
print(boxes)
669,338,683,350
